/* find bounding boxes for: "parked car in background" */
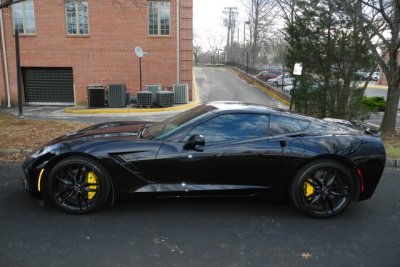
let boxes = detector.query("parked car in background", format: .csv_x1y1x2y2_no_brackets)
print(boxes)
282,84,294,94
371,72,380,81
267,73,295,86
358,71,380,81
255,69,284,82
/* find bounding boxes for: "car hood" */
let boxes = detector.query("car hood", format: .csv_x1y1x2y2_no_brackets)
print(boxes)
49,121,154,144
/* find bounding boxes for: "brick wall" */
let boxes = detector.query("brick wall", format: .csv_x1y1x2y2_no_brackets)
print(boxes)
0,0,193,105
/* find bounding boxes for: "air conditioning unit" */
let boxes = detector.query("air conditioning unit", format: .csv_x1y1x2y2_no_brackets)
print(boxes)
145,84,161,104
108,84,126,108
156,91,174,107
87,85,105,108
137,91,153,107
173,83,189,104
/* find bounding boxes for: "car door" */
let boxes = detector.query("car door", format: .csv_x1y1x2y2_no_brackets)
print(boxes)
155,113,285,195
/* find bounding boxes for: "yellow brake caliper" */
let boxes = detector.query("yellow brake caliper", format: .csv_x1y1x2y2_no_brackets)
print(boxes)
87,171,98,200
304,178,315,199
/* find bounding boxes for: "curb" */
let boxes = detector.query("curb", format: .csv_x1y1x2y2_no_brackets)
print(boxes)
385,159,400,168
64,74,200,115
64,102,198,114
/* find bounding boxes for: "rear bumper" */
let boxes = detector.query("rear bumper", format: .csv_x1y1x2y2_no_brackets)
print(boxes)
357,157,386,201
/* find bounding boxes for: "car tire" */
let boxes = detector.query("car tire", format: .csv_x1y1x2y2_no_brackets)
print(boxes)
46,156,111,214
289,160,353,218
272,81,278,86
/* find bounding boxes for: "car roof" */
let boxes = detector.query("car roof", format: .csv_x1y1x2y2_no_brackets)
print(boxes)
205,101,318,122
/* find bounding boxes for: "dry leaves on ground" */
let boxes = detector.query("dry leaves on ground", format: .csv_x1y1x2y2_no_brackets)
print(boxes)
0,111,89,161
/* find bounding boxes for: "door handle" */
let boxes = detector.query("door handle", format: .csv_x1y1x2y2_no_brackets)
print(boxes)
279,140,286,148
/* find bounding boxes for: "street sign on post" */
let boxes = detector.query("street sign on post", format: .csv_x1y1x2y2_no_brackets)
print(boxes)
290,63,303,110
293,63,302,76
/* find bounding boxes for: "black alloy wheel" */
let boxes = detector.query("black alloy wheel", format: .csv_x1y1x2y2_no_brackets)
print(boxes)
290,160,353,218
46,156,111,214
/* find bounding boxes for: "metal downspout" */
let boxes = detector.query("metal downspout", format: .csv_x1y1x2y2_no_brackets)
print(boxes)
176,0,180,83
0,9,11,107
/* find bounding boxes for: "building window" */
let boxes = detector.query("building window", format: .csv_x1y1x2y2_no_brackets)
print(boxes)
65,0,89,35
148,1,170,36
11,0,36,34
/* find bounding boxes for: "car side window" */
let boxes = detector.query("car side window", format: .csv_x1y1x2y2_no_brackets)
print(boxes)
269,115,310,135
186,113,270,143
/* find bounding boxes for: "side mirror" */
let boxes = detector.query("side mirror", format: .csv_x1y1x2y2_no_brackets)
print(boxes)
184,134,205,151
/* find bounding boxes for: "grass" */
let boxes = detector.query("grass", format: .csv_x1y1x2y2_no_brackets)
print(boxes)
382,132,400,159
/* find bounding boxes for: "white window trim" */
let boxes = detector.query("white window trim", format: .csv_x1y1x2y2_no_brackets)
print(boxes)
11,0,36,35
65,0,90,36
148,1,171,36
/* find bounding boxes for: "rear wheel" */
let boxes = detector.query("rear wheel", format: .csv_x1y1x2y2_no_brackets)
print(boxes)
290,160,352,218
46,156,111,214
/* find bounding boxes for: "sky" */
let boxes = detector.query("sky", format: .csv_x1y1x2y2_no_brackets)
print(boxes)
193,0,246,50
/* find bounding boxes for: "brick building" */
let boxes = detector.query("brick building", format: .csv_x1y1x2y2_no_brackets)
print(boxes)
0,0,193,106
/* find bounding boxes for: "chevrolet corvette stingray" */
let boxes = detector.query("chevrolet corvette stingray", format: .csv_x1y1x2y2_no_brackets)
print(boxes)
23,102,386,218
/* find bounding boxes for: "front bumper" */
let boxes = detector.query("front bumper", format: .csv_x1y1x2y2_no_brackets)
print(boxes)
22,157,45,199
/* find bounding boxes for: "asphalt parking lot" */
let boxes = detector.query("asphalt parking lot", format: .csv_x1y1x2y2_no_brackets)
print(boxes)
0,162,399,267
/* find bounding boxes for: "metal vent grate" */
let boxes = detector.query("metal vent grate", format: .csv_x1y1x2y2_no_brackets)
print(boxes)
145,84,161,103
137,91,153,107
108,84,126,108
156,91,174,107
173,83,189,104
87,85,105,108
22,67,74,105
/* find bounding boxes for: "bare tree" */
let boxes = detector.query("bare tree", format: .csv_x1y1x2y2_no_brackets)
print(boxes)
207,33,226,65
242,0,279,68
193,32,202,66
342,0,400,134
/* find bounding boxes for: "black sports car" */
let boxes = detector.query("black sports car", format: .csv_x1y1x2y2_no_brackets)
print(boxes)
23,102,386,218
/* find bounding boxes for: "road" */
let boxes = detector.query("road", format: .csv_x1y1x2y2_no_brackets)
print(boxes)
0,163,399,266
195,67,284,108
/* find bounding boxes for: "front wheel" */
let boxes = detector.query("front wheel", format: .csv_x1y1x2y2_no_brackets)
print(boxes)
290,160,353,218
46,156,111,214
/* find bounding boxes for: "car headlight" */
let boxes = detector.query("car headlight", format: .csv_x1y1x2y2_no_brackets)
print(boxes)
30,144,59,159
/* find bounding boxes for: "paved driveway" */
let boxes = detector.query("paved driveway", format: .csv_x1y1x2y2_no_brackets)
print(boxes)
0,163,399,266
195,67,284,108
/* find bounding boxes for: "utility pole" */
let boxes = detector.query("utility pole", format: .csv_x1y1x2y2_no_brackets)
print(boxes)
223,7,238,62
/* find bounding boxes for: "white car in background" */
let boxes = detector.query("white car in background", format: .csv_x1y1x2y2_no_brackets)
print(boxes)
359,71,380,81
267,73,295,86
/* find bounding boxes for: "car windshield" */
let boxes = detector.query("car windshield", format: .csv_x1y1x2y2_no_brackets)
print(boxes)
143,105,214,139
